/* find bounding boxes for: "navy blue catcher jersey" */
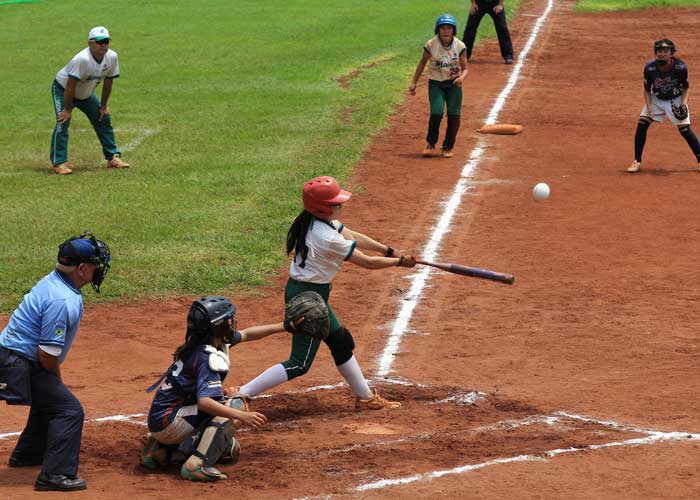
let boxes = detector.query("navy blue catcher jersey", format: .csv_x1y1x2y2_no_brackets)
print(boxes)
643,58,689,100
147,333,241,432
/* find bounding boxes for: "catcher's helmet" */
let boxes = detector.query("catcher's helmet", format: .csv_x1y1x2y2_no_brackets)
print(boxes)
302,176,352,219
654,38,675,54
187,296,236,333
434,13,457,35
57,231,111,292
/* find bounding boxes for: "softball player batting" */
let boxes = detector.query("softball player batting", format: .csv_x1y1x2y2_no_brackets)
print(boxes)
628,39,700,173
238,176,416,410
409,14,469,158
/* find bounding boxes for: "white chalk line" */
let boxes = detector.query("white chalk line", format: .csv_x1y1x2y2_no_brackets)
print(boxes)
293,413,699,499
40,127,160,153
377,0,554,378
375,13,552,372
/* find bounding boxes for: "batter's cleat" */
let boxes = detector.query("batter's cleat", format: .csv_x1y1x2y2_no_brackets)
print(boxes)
34,474,87,492
53,163,72,175
505,57,514,64
627,160,641,173
107,154,130,169
140,433,161,470
422,144,439,157
442,148,454,158
180,464,227,482
355,388,401,411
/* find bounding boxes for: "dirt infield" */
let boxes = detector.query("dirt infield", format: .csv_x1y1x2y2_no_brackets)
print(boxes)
2,1,700,498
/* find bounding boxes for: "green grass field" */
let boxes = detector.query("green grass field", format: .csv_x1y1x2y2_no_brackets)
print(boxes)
3,0,505,312
577,0,699,11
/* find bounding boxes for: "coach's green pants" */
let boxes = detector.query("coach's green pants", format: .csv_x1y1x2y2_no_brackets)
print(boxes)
50,80,120,166
281,279,342,380
427,79,463,150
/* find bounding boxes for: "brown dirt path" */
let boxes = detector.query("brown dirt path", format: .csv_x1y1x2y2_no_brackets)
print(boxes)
2,1,700,498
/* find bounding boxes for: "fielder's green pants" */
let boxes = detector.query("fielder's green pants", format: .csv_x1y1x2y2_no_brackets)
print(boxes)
281,278,342,380
427,79,463,150
50,80,121,166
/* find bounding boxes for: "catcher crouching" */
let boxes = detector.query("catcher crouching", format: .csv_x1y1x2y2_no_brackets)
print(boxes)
141,296,288,481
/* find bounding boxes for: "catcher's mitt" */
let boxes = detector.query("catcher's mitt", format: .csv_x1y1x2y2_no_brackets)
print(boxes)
284,291,330,340
672,102,688,120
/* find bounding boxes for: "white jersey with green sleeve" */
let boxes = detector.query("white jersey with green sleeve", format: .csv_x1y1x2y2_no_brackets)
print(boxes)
424,35,466,82
289,219,356,284
55,47,120,100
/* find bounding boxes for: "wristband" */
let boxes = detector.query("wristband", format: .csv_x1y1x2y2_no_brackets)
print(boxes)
384,245,395,257
397,256,404,267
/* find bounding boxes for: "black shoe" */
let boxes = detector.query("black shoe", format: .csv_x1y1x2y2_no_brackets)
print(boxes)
8,455,42,467
505,57,514,64
34,474,87,492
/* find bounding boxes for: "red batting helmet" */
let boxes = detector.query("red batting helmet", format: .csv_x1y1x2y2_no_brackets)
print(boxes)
302,176,352,218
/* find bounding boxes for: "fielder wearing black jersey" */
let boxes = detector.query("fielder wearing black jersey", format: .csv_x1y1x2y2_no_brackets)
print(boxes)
628,39,700,173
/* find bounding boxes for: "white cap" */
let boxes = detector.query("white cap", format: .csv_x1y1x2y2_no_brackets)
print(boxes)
88,26,110,41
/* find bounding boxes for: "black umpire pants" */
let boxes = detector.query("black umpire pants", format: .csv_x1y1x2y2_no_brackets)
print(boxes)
463,0,514,61
3,347,85,477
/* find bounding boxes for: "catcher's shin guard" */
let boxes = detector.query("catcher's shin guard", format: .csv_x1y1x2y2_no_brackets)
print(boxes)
181,416,235,481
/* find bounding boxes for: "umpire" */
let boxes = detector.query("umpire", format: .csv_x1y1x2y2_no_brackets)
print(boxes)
462,0,514,64
0,232,111,491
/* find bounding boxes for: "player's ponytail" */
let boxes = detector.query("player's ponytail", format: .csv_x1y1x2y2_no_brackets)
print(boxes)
286,210,314,268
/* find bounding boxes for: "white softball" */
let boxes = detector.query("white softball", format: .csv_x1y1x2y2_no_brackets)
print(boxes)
532,182,550,201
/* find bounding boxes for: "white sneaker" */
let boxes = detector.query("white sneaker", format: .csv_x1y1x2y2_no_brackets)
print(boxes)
627,160,641,173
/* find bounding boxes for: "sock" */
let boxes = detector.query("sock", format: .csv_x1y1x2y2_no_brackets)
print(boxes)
443,115,461,150
634,119,651,162
336,356,372,399
239,364,288,398
427,114,442,146
679,126,700,160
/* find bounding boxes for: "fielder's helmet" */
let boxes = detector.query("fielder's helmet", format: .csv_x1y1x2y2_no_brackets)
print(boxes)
434,13,457,35
302,176,352,219
654,38,675,54
57,231,111,292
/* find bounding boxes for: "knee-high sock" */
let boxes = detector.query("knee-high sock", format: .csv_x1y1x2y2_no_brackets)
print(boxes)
679,125,700,161
634,120,651,162
426,114,442,146
443,115,461,150
336,356,372,399
239,364,288,398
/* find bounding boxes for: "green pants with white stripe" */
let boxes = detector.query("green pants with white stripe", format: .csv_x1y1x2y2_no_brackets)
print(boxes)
50,80,121,166
281,279,344,380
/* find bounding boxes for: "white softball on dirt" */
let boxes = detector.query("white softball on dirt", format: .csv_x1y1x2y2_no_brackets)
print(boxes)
532,182,550,201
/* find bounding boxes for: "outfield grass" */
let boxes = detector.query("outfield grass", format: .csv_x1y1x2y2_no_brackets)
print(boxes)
4,0,526,312
577,0,700,11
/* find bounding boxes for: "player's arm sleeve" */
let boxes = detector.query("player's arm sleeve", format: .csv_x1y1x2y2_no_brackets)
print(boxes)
39,299,68,355
65,57,86,81
680,66,689,89
328,232,356,261
106,54,120,79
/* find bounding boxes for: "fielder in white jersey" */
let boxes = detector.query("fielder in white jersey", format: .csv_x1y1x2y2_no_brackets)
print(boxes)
50,26,130,175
